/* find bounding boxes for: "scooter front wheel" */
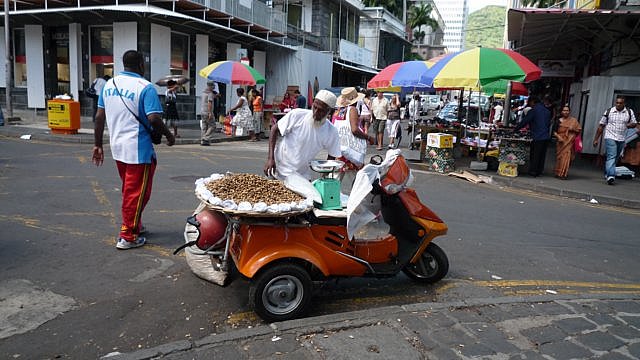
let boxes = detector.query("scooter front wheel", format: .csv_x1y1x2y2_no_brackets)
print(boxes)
249,263,312,322
402,243,449,284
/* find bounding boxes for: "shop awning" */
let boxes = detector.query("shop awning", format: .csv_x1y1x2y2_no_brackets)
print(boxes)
507,8,640,65
333,60,379,75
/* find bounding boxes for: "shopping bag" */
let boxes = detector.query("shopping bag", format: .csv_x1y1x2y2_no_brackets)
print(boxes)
574,134,583,153
235,127,244,136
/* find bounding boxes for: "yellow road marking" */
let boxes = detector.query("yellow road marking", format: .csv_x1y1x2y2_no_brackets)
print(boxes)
474,280,640,290
0,214,94,237
91,180,116,227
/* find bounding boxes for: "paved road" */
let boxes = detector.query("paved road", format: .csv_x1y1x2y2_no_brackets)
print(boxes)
1,137,639,359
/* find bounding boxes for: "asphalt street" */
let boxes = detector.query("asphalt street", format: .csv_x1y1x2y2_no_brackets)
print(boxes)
0,136,639,359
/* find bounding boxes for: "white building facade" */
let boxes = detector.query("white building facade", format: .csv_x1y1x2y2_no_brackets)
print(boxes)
433,0,468,52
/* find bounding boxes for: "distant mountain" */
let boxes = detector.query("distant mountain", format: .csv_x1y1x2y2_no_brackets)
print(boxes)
465,6,506,49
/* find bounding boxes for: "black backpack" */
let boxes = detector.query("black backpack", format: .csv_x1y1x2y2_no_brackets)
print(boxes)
85,80,98,99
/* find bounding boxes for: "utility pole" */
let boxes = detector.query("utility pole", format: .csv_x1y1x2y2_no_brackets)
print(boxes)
4,0,12,118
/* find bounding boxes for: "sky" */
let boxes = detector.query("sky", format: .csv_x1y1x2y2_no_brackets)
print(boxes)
468,0,508,13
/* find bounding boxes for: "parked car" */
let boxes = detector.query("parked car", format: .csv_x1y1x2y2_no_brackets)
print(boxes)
422,95,442,111
434,103,482,127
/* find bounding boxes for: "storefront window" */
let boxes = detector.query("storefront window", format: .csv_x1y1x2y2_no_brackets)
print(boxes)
89,26,114,83
170,31,189,94
14,28,26,87
53,27,70,95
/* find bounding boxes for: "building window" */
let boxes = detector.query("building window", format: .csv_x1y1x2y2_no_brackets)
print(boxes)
14,28,26,87
89,26,114,83
170,31,189,94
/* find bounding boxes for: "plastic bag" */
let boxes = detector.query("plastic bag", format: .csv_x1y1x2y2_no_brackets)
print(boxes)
574,133,583,153
284,172,322,204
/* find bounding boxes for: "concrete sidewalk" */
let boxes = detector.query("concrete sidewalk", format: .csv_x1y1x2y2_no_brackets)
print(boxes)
106,294,640,359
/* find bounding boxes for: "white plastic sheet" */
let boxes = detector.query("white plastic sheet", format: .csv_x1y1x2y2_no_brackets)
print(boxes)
346,149,405,239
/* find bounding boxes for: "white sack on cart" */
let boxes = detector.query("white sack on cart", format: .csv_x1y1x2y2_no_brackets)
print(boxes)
347,149,406,239
184,202,227,286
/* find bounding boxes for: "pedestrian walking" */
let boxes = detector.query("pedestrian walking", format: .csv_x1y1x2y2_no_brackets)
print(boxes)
593,95,637,185
386,94,401,149
91,50,175,250
200,81,216,146
164,80,180,138
553,105,581,179
371,92,389,150
88,74,111,121
251,88,263,140
228,88,253,140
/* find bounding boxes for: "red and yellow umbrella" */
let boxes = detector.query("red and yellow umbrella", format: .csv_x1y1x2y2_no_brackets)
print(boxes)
420,48,541,89
198,60,266,86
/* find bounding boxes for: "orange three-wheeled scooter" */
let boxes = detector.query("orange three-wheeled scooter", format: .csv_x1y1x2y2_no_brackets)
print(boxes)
177,153,449,322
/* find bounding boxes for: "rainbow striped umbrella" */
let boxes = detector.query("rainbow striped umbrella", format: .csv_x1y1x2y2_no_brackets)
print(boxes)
198,60,265,86
420,48,541,89
367,61,432,89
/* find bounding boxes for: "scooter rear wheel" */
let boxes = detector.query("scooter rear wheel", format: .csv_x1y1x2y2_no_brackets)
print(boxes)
402,243,448,284
249,263,312,322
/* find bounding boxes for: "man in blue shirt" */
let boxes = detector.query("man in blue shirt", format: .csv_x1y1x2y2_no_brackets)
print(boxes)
514,95,552,177
294,89,307,109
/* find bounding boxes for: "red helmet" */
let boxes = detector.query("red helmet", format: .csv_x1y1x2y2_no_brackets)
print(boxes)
192,209,228,250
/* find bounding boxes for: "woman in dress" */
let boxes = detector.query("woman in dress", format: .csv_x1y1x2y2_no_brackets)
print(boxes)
553,105,582,179
332,87,375,190
386,94,401,149
228,88,254,140
357,90,373,135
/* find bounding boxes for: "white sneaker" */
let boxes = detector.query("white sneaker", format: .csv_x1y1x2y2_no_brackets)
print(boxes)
116,237,146,250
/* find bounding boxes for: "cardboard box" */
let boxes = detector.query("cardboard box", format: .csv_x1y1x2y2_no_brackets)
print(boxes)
498,161,518,177
427,133,454,148
427,158,455,173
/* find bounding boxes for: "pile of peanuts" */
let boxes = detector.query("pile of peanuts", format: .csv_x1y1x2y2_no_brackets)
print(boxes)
205,173,304,205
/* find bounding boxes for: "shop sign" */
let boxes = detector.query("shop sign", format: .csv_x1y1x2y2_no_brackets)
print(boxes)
538,60,575,77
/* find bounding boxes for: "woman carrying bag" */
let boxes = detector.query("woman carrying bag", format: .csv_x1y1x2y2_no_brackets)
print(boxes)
553,105,582,180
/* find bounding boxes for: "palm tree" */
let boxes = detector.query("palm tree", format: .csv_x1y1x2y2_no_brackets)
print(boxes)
520,0,560,7
408,3,439,44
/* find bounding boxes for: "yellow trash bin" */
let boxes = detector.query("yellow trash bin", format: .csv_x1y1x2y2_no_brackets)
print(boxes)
47,99,80,134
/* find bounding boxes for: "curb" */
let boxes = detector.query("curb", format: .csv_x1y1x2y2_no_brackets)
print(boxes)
488,174,640,209
105,293,640,360
0,125,250,145
407,162,640,210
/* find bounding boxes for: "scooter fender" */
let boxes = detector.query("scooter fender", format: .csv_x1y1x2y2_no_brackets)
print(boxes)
409,216,448,264
238,243,331,279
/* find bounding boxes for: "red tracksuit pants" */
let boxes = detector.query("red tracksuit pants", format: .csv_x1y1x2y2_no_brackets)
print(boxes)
116,159,156,241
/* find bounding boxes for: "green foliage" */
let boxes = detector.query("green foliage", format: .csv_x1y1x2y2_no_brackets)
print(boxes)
465,6,506,49
362,0,403,19
520,0,557,7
